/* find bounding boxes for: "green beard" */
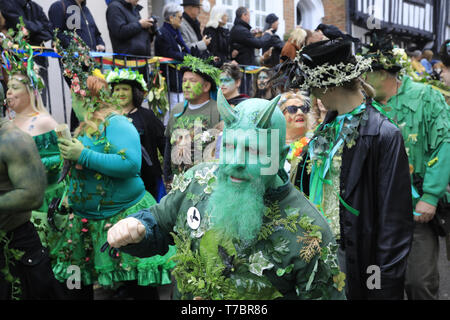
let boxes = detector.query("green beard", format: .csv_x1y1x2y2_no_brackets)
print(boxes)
208,165,267,242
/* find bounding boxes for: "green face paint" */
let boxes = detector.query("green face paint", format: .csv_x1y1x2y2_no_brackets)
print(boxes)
113,84,133,109
182,80,204,101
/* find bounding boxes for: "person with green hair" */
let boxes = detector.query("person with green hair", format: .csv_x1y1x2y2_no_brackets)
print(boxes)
163,55,222,185
106,90,345,300
106,68,167,202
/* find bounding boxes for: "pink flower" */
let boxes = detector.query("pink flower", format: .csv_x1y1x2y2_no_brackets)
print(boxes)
81,228,88,233
85,257,90,262
67,239,72,244
80,90,86,97
69,213,74,220
69,224,73,228
81,218,88,223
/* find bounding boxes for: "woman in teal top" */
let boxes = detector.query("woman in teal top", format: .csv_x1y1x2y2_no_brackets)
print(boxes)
6,72,66,247
54,75,175,299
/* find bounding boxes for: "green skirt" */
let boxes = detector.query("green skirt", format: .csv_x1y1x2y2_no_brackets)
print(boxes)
51,192,176,288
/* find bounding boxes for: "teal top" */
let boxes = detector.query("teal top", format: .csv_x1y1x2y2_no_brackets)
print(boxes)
386,76,450,206
68,114,146,219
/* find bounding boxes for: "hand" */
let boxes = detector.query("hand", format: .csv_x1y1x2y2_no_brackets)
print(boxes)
107,217,146,248
231,49,239,58
264,29,273,35
58,138,84,162
203,35,211,46
230,60,239,66
140,18,153,29
414,200,437,223
96,45,105,52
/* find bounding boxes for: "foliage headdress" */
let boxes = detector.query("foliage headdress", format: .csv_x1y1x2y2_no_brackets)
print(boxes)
179,55,221,93
1,17,45,91
272,39,372,91
105,68,148,92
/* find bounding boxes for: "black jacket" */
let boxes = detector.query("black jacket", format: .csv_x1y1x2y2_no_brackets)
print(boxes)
155,22,189,92
48,0,105,50
1,0,53,67
203,26,231,66
128,107,165,199
1,0,52,44
106,0,152,56
230,18,271,66
262,33,284,67
296,103,414,300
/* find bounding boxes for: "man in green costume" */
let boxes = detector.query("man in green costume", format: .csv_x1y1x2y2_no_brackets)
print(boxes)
107,90,346,300
363,31,450,300
164,55,222,185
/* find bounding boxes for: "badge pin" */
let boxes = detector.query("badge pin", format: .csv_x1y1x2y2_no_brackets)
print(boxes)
187,207,201,230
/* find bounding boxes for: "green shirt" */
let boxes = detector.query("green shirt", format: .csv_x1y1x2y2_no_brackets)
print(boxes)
123,163,346,300
386,76,450,206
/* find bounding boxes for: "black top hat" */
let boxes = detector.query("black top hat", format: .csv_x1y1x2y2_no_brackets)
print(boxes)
181,0,201,7
271,38,372,90
361,29,402,73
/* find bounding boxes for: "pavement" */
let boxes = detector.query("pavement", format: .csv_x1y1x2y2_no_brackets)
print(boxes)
438,236,450,300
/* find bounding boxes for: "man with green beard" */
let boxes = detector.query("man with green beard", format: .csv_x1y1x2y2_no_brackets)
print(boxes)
106,90,345,300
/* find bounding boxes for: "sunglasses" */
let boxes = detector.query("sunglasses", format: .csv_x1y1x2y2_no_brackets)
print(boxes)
284,105,310,114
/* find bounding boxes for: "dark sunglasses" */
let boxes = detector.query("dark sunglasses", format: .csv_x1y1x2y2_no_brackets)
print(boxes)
284,105,310,114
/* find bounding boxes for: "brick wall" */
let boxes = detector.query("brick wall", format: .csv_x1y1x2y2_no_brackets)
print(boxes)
283,0,295,37
321,0,347,32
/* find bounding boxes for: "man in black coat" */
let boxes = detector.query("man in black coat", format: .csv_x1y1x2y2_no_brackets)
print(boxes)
287,39,414,299
262,13,284,68
230,6,271,96
106,0,154,58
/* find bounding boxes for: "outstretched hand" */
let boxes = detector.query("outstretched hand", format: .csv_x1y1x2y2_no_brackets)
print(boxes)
58,138,84,162
107,217,146,248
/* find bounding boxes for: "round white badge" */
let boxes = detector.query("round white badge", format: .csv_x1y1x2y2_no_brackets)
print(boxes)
187,207,201,230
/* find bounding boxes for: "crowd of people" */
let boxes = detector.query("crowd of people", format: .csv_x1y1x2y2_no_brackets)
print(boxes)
0,0,449,302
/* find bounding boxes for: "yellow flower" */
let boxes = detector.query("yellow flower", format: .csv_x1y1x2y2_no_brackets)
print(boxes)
92,69,105,80
333,272,346,292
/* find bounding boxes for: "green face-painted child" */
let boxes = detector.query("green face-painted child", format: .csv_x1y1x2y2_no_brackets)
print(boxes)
182,72,206,102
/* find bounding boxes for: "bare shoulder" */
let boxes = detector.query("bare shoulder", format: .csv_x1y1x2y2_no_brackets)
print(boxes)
34,114,59,134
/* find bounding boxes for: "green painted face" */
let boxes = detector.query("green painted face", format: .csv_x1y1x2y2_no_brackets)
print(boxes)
71,92,87,121
218,96,289,190
182,80,204,101
113,83,133,108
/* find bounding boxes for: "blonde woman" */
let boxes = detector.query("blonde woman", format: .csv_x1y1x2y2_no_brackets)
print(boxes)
280,27,307,63
6,72,64,247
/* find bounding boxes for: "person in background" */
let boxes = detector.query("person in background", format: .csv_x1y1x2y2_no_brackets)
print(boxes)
439,40,450,87
278,92,311,183
252,68,278,100
179,0,210,59
219,62,249,107
420,49,434,75
280,26,307,63
410,50,426,74
106,0,156,82
107,68,167,202
261,14,284,68
155,2,189,126
203,5,237,67
230,6,272,95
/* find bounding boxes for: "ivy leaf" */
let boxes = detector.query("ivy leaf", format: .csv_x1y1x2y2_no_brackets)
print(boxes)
248,251,274,277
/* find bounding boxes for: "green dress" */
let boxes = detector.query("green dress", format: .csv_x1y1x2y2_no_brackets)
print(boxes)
30,130,67,248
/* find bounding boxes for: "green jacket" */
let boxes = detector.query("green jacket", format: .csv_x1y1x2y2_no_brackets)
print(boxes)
386,76,450,206
122,163,346,300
